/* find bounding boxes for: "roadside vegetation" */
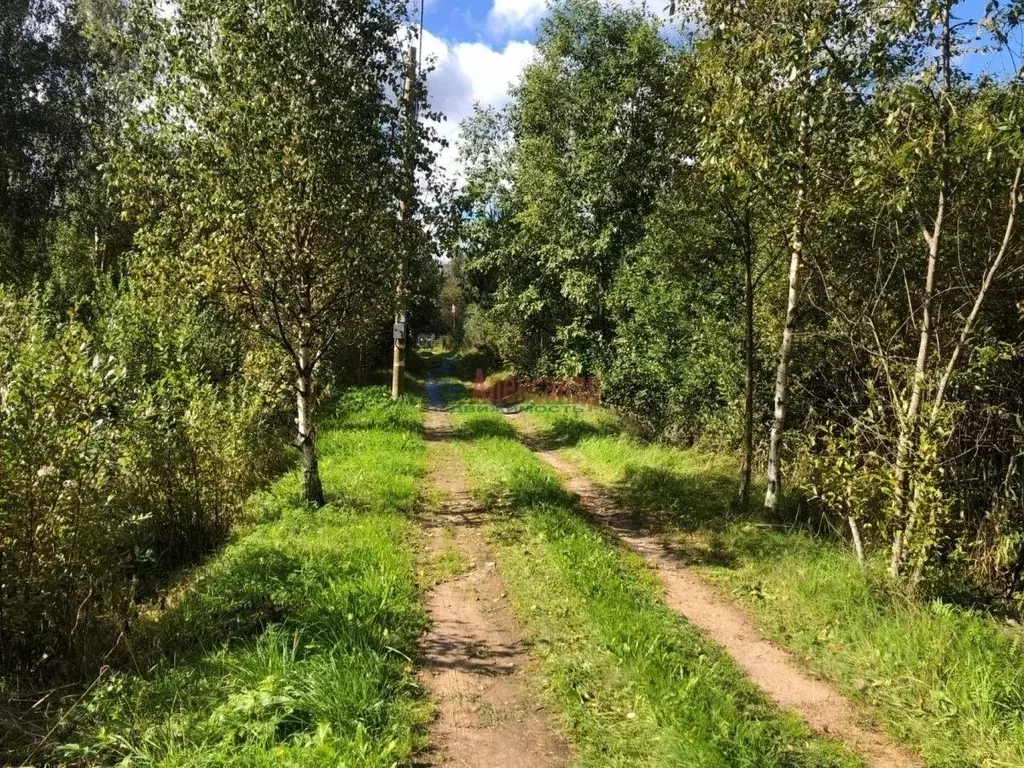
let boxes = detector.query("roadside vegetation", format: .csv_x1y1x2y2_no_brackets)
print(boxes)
5,0,1024,763
2,0,443,757
448,403,862,767
522,403,1024,766
28,390,429,766
452,0,1024,599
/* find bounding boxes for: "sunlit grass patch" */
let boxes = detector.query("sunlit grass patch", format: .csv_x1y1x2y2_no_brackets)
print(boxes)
534,405,1024,767
56,389,429,767
421,547,473,587
448,406,861,767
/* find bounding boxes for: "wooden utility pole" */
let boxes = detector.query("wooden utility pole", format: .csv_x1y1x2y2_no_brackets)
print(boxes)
392,44,417,400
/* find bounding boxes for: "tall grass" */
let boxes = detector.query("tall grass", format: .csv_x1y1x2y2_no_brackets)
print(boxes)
449,406,861,767
46,387,429,767
524,405,1024,767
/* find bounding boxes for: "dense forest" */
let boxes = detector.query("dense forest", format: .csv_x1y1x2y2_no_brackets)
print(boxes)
454,0,1024,592
0,0,445,679
2,0,1024,764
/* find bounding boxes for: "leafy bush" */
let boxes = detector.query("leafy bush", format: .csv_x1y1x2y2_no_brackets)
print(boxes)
0,286,288,677
99,280,290,573
0,290,131,672
461,304,515,367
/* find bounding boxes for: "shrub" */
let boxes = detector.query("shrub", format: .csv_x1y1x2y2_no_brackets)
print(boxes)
0,290,133,672
0,285,288,677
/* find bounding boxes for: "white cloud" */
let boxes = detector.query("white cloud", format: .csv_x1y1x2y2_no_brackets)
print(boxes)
419,28,536,184
488,0,548,33
487,0,672,35
417,0,673,182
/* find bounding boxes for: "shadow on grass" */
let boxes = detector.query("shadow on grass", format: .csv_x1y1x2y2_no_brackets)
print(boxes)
425,380,469,409
448,411,519,441
135,542,305,659
528,412,620,449
503,475,579,511
607,463,840,569
616,463,739,533
447,348,500,381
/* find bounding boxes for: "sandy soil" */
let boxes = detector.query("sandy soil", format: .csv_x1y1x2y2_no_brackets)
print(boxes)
416,408,568,768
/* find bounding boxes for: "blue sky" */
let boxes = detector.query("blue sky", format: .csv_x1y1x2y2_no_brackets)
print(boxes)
419,0,1020,181
424,0,528,45
416,0,671,179
414,0,551,181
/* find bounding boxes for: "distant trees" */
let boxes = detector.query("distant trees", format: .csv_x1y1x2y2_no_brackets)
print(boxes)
1,0,93,287
459,0,671,377
457,0,1024,592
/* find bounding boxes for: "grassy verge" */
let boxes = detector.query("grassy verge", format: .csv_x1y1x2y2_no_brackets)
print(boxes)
523,404,1024,767
51,387,428,767
447,403,861,767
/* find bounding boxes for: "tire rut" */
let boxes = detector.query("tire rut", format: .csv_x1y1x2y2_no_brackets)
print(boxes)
503,410,922,768
416,408,568,768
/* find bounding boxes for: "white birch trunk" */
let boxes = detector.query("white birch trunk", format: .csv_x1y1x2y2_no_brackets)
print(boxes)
889,1,952,577
297,328,325,507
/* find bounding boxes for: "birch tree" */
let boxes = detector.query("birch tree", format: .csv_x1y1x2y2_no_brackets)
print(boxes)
115,0,417,505
694,0,882,512
858,0,1024,578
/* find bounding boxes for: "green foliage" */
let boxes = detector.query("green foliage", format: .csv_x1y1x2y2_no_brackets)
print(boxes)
0,289,131,672
604,197,753,443
0,0,90,285
807,420,893,545
456,0,1024,592
529,404,1024,765
49,391,428,767
111,0,433,504
0,283,287,679
458,0,671,377
0,0,132,296
112,0,415,359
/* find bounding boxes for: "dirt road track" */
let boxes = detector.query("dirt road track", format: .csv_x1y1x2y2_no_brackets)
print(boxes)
505,410,922,768
416,408,568,768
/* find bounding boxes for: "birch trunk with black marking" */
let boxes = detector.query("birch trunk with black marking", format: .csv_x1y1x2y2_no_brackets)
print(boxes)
765,100,809,514
296,323,325,507
848,515,865,564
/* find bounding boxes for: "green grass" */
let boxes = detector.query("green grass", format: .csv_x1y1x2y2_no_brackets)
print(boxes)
524,404,1024,767
448,406,862,767
52,387,429,768
421,547,473,587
